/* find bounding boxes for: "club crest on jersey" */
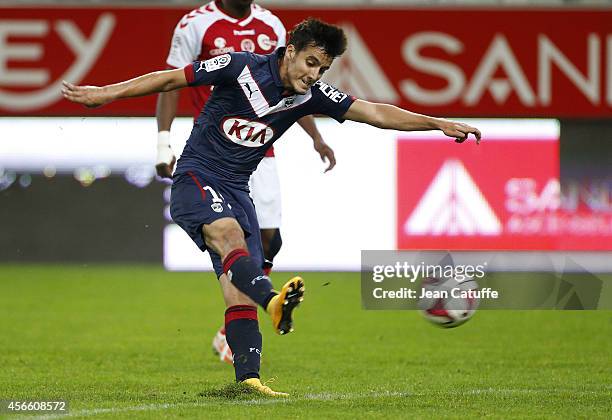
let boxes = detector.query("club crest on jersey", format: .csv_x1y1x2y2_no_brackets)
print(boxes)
197,54,231,72
240,39,255,52
221,117,274,147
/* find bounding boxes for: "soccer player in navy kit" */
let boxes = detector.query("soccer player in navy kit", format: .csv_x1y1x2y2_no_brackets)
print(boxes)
156,0,336,365
62,19,481,396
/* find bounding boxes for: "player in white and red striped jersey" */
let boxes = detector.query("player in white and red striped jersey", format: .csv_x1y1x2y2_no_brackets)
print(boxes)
154,0,336,366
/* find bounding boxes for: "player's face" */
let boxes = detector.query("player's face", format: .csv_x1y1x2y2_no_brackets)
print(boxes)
284,44,333,94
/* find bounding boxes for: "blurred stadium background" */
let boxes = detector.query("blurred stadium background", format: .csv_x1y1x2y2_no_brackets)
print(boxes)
0,0,611,416
1,0,610,270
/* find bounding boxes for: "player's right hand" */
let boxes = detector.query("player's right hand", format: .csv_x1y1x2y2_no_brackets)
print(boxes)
156,131,176,179
440,120,482,144
61,81,112,108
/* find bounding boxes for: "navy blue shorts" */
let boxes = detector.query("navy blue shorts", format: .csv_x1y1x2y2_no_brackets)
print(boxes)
170,170,263,277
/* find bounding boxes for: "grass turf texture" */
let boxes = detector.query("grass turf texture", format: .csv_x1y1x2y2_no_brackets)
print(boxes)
0,265,610,419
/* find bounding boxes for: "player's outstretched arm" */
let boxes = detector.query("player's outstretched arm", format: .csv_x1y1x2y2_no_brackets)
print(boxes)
61,68,189,108
344,99,481,144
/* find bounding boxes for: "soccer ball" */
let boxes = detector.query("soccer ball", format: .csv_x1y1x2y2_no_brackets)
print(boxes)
418,277,479,328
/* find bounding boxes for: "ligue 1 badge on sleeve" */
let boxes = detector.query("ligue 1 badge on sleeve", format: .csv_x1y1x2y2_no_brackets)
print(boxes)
200,54,232,72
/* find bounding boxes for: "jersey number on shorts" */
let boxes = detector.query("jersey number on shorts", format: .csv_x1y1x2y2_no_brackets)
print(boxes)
203,185,223,203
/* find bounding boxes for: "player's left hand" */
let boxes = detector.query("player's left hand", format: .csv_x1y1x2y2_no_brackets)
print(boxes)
441,121,482,144
313,139,336,172
61,81,111,108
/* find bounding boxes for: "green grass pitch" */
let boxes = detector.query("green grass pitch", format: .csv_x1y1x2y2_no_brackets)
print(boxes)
1,265,610,419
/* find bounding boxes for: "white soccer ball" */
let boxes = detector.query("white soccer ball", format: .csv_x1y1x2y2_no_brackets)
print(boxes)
418,277,479,328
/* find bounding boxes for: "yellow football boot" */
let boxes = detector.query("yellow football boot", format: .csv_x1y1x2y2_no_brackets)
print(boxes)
242,378,289,397
266,277,305,335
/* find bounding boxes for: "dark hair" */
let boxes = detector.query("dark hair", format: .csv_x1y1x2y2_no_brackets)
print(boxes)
287,18,347,58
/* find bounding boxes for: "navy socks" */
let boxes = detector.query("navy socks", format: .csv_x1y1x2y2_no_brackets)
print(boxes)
223,249,276,308
224,305,262,382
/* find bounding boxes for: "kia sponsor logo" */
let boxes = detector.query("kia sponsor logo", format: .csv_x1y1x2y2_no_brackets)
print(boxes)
221,117,274,147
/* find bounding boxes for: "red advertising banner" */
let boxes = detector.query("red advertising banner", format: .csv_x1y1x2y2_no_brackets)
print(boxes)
0,8,183,116
396,130,612,251
0,6,610,117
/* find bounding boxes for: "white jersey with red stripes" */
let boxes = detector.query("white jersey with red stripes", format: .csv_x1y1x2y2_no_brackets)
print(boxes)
166,0,286,122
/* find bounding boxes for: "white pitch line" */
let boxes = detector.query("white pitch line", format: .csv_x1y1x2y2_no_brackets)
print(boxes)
24,391,407,420
464,388,608,396
21,388,610,420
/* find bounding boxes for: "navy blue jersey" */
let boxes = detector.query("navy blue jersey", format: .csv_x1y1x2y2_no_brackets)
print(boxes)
175,48,355,190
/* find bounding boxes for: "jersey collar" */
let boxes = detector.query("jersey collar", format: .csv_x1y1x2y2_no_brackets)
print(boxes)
269,47,285,89
270,48,306,97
